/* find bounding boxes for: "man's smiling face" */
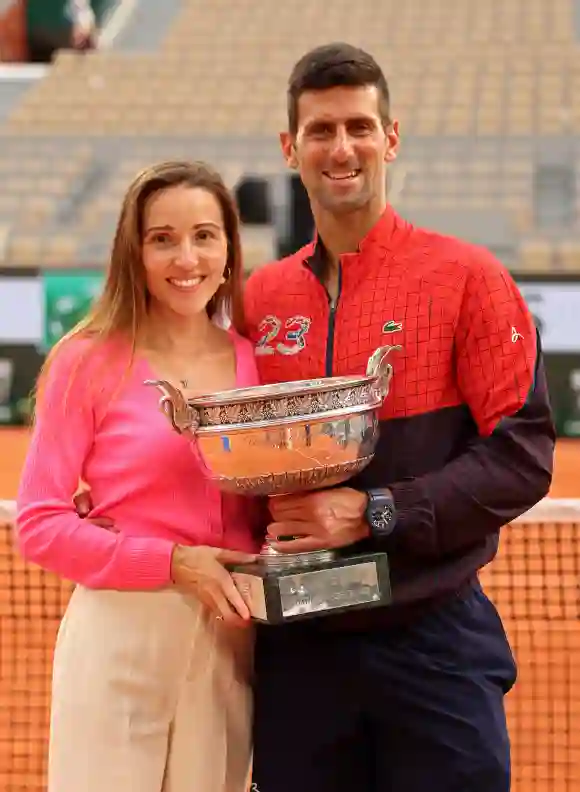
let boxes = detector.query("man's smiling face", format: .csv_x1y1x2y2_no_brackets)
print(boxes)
281,84,398,216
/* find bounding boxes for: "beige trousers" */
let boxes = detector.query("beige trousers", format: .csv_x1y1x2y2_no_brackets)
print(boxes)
48,586,254,792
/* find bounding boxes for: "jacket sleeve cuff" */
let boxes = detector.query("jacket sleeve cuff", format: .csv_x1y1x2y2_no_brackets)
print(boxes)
387,479,437,555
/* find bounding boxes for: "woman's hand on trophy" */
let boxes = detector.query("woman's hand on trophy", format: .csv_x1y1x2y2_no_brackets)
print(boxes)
170,545,257,627
266,488,370,553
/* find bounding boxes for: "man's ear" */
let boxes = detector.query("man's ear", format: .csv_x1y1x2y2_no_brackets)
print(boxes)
385,119,400,163
280,131,298,169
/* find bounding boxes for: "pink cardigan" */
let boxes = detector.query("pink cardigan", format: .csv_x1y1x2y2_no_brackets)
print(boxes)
16,333,262,590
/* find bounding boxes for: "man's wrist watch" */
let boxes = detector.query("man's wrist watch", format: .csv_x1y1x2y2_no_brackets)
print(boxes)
364,488,397,539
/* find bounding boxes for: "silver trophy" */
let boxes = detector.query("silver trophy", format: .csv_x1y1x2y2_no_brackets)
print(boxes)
146,344,399,624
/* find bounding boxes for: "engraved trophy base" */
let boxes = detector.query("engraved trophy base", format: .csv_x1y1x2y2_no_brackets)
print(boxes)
228,543,391,625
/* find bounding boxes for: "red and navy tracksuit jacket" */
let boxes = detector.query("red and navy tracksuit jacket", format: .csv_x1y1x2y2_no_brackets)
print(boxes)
243,206,555,626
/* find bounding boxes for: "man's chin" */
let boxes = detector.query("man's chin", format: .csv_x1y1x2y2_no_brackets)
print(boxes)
321,196,370,216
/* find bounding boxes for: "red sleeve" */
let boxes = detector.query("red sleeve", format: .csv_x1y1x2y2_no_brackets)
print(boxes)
382,247,555,559
455,250,537,437
243,269,263,344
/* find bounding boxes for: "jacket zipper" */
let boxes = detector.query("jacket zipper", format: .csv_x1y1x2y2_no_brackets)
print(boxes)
324,264,342,376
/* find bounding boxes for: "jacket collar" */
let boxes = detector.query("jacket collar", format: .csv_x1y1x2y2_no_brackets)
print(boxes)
304,205,398,278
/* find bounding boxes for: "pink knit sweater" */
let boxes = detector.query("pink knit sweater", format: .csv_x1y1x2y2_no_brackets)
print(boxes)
16,332,262,590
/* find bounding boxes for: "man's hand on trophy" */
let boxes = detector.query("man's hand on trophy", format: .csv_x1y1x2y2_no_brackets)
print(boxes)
266,488,370,553
170,545,257,627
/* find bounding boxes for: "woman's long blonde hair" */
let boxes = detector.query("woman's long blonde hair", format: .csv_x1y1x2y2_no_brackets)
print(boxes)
35,160,247,404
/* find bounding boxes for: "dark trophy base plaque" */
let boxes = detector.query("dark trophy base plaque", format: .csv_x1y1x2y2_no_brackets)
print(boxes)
228,547,391,625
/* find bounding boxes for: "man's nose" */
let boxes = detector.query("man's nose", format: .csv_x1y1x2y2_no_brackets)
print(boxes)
330,129,355,160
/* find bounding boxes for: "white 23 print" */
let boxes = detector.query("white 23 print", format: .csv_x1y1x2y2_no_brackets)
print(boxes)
255,314,311,356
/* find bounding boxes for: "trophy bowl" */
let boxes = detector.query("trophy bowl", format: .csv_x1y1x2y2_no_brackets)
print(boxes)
145,345,399,624
145,345,399,497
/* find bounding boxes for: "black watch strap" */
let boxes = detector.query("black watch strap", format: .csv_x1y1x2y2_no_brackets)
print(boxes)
365,488,397,538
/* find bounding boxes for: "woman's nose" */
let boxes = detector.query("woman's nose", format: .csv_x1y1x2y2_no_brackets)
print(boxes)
176,238,198,266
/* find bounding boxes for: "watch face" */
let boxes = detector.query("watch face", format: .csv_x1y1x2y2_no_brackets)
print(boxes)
371,504,394,532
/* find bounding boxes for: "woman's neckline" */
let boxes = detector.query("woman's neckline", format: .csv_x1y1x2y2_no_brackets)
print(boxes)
135,327,242,396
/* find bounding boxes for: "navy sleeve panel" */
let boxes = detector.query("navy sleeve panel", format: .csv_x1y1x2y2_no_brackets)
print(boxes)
384,331,555,558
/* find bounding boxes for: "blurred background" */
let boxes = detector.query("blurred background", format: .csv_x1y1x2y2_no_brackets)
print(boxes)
0,1,579,791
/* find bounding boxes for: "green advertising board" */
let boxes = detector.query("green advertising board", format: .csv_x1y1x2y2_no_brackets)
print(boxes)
543,355,580,438
517,277,580,438
1,270,580,434
91,0,116,25
42,270,104,350
0,270,104,425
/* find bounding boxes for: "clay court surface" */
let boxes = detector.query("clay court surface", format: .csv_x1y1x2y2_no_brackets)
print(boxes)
1,429,579,792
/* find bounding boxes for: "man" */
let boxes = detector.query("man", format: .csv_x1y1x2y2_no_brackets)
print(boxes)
242,43,555,792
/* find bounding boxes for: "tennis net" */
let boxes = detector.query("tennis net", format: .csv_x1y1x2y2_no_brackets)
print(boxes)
1,499,579,791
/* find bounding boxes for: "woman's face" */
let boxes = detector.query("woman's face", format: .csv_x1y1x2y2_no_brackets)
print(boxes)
141,184,228,318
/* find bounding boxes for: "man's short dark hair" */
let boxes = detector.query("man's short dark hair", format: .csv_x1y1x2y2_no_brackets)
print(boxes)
287,42,391,135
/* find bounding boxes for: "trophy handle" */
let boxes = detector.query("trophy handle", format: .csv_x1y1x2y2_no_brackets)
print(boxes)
144,379,200,434
366,345,401,399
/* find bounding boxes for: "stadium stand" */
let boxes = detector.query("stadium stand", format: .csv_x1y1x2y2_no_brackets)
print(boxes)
0,0,579,272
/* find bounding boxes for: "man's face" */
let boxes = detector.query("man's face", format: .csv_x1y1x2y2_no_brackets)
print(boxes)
281,85,399,216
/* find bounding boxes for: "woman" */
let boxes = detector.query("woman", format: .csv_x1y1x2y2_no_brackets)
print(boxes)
16,160,261,792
